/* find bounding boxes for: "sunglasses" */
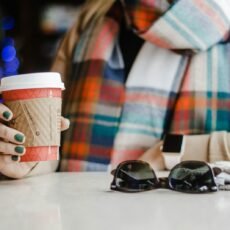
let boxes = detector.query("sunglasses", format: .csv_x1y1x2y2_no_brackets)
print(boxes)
110,160,218,193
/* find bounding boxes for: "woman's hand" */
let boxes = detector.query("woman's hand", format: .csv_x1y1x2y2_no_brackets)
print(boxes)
61,116,70,131
0,103,70,179
138,141,166,171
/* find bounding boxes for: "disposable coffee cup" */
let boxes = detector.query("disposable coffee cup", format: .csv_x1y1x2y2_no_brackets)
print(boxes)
0,72,65,162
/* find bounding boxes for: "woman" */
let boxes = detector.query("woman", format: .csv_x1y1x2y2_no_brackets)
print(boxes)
0,0,229,178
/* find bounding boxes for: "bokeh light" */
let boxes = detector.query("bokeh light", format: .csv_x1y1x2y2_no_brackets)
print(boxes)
4,57,20,71
0,16,19,78
0,67,3,78
1,45,16,62
1,17,15,30
1,37,14,46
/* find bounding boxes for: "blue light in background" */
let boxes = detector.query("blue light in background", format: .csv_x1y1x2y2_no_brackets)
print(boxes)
0,67,3,103
0,16,19,78
4,69,18,76
0,67,3,78
1,37,14,46
4,57,19,71
1,17,15,31
1,45,16,62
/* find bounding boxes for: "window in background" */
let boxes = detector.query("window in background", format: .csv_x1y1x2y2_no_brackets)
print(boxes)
38,4,80,67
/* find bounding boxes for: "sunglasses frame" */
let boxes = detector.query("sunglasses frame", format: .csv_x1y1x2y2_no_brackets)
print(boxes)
110,160,218,193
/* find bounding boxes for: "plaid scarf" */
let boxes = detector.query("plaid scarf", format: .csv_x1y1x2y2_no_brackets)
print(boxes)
60,0,230,171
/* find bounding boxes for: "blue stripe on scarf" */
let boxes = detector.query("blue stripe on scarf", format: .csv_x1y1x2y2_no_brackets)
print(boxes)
166,0,221,49
85,160,109,171
217,44,230,92
206,91,230,131
206,48,214,131
119,127,160,137
104,61,125,82
206,47,213,90
87,155,110,165
91,123,118,146
164,14,200,48
217,111,230,131
94,114,119,122
122,104,166,127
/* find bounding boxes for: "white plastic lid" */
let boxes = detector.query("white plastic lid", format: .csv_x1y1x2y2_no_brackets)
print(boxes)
0,72,65,92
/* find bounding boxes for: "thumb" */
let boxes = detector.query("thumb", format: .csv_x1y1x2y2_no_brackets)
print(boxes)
61,117,70,131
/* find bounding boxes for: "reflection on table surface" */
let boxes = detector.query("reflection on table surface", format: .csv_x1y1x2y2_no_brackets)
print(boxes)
0,172,229,230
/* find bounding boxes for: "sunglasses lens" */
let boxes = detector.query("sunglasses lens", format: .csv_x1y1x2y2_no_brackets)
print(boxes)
169,161,217,193
114,161,158,192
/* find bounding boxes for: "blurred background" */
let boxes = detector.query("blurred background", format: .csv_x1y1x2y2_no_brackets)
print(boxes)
0,0,84,77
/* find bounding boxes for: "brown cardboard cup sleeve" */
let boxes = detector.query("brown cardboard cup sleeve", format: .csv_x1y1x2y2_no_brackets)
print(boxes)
5,98,62,147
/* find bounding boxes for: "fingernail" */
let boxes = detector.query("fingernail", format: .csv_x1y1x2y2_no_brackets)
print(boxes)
15,146,25,154
12,155,19,161
66,118,70,127
3,111,11,120
63,118,70,130
14,134,24,143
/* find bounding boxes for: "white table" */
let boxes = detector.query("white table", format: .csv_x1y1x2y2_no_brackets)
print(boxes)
0,172,229,230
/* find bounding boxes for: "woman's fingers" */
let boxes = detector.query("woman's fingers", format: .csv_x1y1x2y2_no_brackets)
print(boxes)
0,154,20,165
0,140,26,156
0,105,39,179
0,123,25,144
0,104,13,121
61,117,70,131
0,156,37,179
138,141,165,171
0,104,25,144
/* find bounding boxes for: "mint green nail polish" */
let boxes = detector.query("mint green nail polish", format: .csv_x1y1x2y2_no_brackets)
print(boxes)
3,111,11,120
15,146,24,154
14,134,24,143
